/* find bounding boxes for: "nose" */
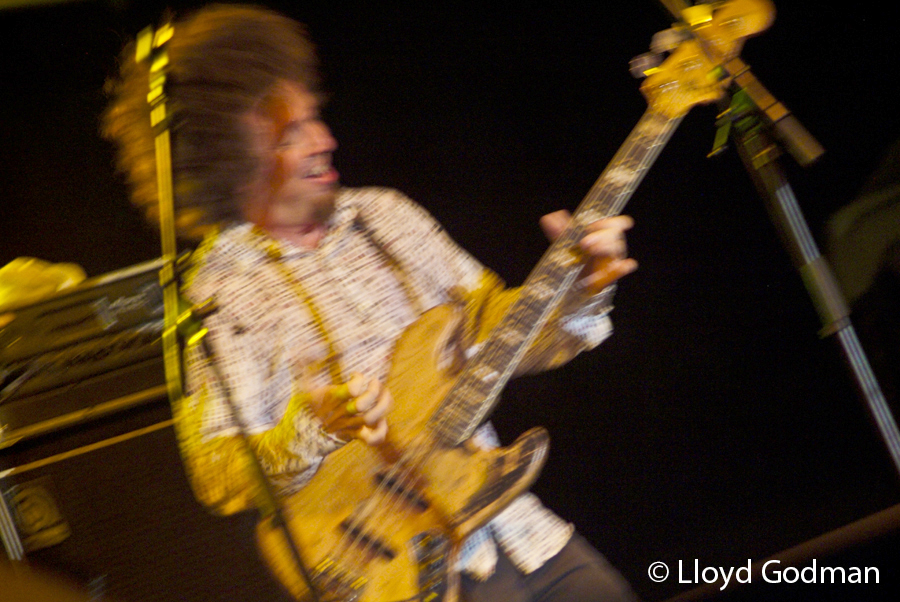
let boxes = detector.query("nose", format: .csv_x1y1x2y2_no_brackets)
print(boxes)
307,119,337,154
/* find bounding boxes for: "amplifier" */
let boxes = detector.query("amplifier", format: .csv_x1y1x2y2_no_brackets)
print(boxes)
0,387,291,602
1,259,166,448
0,260,292,601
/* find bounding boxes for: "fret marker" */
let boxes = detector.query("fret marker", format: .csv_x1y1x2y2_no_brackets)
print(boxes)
638,113,668,139
499,329,525,345
605,165,640,188
530,278,556,301
577,209,604,225
472,364,500,384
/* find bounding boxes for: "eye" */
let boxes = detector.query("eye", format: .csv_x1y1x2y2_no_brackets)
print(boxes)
276,122,303,149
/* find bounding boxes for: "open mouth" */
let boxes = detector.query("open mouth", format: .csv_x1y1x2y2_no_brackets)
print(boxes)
303,156,338,182
305,164,331,178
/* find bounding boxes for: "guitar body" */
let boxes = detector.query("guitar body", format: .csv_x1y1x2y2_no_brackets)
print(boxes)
257,304,550,602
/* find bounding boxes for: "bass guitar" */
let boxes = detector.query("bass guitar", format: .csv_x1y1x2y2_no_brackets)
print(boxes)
258,2,775,600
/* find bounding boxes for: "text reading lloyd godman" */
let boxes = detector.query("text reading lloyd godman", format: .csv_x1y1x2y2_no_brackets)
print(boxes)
763,560,878,584
670,559,880,589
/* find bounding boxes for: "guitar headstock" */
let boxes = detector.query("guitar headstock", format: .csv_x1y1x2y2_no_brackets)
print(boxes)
640,0,775,119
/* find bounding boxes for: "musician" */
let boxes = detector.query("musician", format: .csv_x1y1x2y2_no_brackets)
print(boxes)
103,5,639,601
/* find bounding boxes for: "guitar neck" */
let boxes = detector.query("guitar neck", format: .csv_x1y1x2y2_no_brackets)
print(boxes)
429,108,684,445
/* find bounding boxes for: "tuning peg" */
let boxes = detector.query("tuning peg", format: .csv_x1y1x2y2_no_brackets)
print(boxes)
629,52,663,79
650,27,691,54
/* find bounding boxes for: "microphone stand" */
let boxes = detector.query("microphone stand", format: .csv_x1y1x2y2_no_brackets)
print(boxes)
137,24,323,602
709,58,900,477
655,0,900,478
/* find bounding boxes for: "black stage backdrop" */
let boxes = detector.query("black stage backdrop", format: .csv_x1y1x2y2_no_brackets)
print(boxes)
2,1,899,600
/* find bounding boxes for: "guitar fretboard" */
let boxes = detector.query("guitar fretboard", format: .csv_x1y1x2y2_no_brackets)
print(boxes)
428,108,684,445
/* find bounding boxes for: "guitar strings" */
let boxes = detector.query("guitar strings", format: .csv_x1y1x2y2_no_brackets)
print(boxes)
330,82,692,594
427,100,688,440
338,93,688,582
335,87,688,577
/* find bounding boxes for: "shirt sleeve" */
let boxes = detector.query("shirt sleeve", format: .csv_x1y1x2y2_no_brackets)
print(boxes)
173,345,343,515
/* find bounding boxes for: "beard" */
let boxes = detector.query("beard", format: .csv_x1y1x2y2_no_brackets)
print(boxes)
306,187,338,224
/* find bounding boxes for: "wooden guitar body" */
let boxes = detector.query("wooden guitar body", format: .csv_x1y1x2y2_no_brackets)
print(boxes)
257,305,549,602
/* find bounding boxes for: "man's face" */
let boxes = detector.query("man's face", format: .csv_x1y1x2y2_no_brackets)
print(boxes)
241,81,339,233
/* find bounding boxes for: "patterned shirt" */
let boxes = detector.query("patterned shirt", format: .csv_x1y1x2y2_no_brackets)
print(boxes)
177,186,615,580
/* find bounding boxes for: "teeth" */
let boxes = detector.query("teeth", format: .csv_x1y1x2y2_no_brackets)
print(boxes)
305,164,330,178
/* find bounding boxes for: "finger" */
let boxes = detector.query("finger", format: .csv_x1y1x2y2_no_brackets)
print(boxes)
325,378,356,406
581,258,638,293
582,214,634,234
345,372,369,397
313,375,368,424
580,230,627,259
538,210,572,242
320,380,357,419
349,377,383,416
357,419,388,445
361,387,393,426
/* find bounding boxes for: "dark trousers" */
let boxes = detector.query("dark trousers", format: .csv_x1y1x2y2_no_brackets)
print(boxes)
460,534,639,602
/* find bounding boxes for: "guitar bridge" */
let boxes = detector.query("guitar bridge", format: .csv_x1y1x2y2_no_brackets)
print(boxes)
411,531,450,602
311,557,367,602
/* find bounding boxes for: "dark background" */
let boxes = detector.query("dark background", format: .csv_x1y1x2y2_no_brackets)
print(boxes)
2,1,899,600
